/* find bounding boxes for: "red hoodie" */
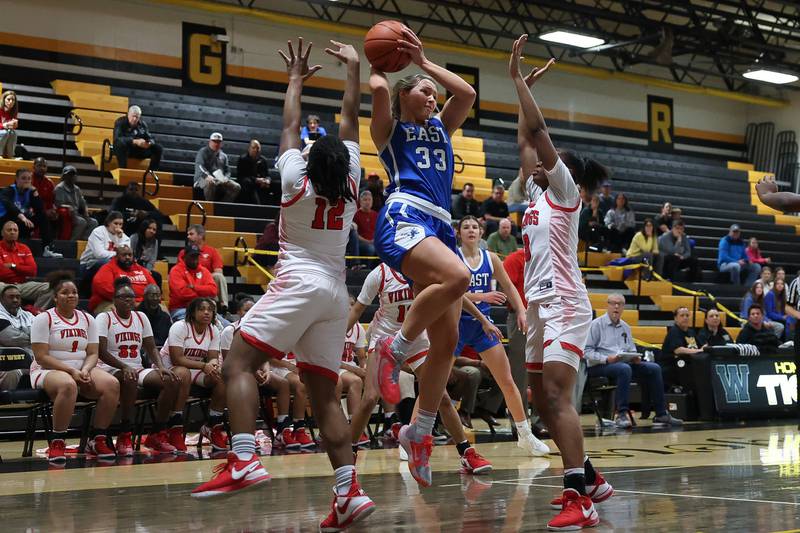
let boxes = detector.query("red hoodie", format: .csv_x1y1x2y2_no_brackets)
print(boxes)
89,259,156,311
0,240,37,283
168,261,218,311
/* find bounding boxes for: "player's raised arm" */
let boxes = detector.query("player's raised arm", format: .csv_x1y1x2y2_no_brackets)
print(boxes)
369,68,393,148
278,38,322,157
398,27,476,135
325,41,360,143
509,34,557,173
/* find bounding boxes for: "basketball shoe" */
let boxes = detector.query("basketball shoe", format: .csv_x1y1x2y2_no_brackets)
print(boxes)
547,489,599,530
398,424,433,487
200,423,229,451
167,426,187,453
191,452,271,498
355,432,370,447
144,431,177,454
48,438,67,463
376,336,401,404
550,471,614,509
276,427,301,450
318,472,376,532
517,430,550,457
115,432,134,457
460,447,492,474
86,435,116,459
293,427,315,449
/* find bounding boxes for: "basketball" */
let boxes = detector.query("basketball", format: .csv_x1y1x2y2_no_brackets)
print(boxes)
364,20,412,73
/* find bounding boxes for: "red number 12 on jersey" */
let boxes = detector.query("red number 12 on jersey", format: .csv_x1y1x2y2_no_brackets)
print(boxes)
311,198,345,230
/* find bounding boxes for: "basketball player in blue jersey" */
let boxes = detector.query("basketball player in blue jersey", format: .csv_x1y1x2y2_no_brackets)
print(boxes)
369,26,476,487
454,216,550,457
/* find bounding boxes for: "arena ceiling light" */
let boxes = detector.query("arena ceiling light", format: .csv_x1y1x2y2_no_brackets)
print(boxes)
743,69,799,85
539,31,605,49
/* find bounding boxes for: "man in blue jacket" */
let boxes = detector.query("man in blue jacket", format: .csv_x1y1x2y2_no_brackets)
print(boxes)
717,224,761,286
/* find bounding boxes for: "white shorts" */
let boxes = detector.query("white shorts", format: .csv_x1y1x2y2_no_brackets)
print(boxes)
98,365,157,387
30,361,82,389
338,365,361,377
367,333,429,372
270,365,293,380
525,295,592,373
189,368,216,388
399,370,416,400
239,272,349,383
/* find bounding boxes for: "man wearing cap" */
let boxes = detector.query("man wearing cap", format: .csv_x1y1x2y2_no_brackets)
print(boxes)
194,132,241,202
89,244,156,313
54,165,97,239
113,105,163,171
718,224,761,286
168,243,218,321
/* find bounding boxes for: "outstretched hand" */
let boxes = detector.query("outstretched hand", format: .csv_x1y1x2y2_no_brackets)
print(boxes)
509,34,555,88
397,27,426,66
278,38,322,81
325,40,359,65
755,176,778,198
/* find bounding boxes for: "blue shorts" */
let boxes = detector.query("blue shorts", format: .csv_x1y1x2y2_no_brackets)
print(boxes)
455,314,500,355
374,202,457,275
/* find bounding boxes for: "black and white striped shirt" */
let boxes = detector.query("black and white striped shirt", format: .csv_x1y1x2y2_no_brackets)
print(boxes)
787,276,800,309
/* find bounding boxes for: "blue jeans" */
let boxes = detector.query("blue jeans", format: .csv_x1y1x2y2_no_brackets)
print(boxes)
587,361,668,416
719,261,761,286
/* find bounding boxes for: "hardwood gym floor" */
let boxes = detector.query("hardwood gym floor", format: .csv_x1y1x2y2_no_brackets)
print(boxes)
1,420,799,532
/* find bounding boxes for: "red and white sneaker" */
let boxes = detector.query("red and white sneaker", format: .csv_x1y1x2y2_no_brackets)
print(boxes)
144,431,177,454
167,426,187,453
460,447,493,474
48,438,67,463
398,424,433,487
86,435,116,459
201,423,229,451
115,432,134,457
276,428,301,450
550,472,614,509
390,422,402,441
355,432,370,447
319,473,376,532
376,336,401,404
191,452,271,498
293,427,315,449
547,489,599,531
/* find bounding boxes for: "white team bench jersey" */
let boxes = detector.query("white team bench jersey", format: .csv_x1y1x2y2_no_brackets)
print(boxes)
159,321,220,369
357,263,415,342
97,310,153,370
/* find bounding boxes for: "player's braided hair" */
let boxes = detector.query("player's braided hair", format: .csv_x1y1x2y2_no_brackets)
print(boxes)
306,135,355,205
558,150,609,196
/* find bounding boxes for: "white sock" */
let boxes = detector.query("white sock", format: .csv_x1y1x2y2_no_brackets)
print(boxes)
209,409,224,417
277,414,288,424
564,467,585,477
232,433,256,460
334,465,355,496
390,332,412,361
515,419,531,435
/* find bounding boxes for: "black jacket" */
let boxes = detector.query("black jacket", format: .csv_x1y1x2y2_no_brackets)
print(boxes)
237,153,270,181
736,323,780,353
114,116,154,146
137,303,172,348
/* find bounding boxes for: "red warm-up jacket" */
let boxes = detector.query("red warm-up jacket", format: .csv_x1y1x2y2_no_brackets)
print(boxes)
168,261,218,311
89,260,156,311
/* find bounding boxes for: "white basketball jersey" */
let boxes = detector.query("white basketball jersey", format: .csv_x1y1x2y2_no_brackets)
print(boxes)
97,310,153,370
275,141,361,279
342,323,367,368
357,263,416,341
30,309,97,371
159,321,220,369
522,158,588,304
220,321,238,354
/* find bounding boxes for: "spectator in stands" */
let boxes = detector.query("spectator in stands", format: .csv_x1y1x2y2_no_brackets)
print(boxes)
0,285,33,389
236,139,274,205
365,172,384,213
79,211,130,287
598,180,614,217
300,114,327,146
451,183,480,220
507,168,529,214
31,158,61,257
579,194,606,251
110,182,167,236
718,224,761,286
765,278,795,340
626,218,658,278
696,308,734,347
657,219,701,282
746,237,771,266
658,306,705,393
739,280,784,340
353,190,377,259
137,284,171,347
0,220,49,303
486,218,518,257
179,224,228,312
480,184,511,235
0,90,19,158
775,266,786,285
113,105,162,171
194,132,241,202
129,218,161,286
89,244,156,313
760,265,774,292
737,305,780,352
54,165,97,240
586,293,682,428
654,202,672,235
603,192,636,253
254,212,279,271
1,168,45,243
168,243,217,320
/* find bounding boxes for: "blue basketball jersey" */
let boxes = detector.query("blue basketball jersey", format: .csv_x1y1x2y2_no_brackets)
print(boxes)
379,116,454,211
459,248,494,317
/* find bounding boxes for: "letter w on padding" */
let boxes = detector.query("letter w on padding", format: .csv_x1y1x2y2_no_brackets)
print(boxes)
715,364,751,403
